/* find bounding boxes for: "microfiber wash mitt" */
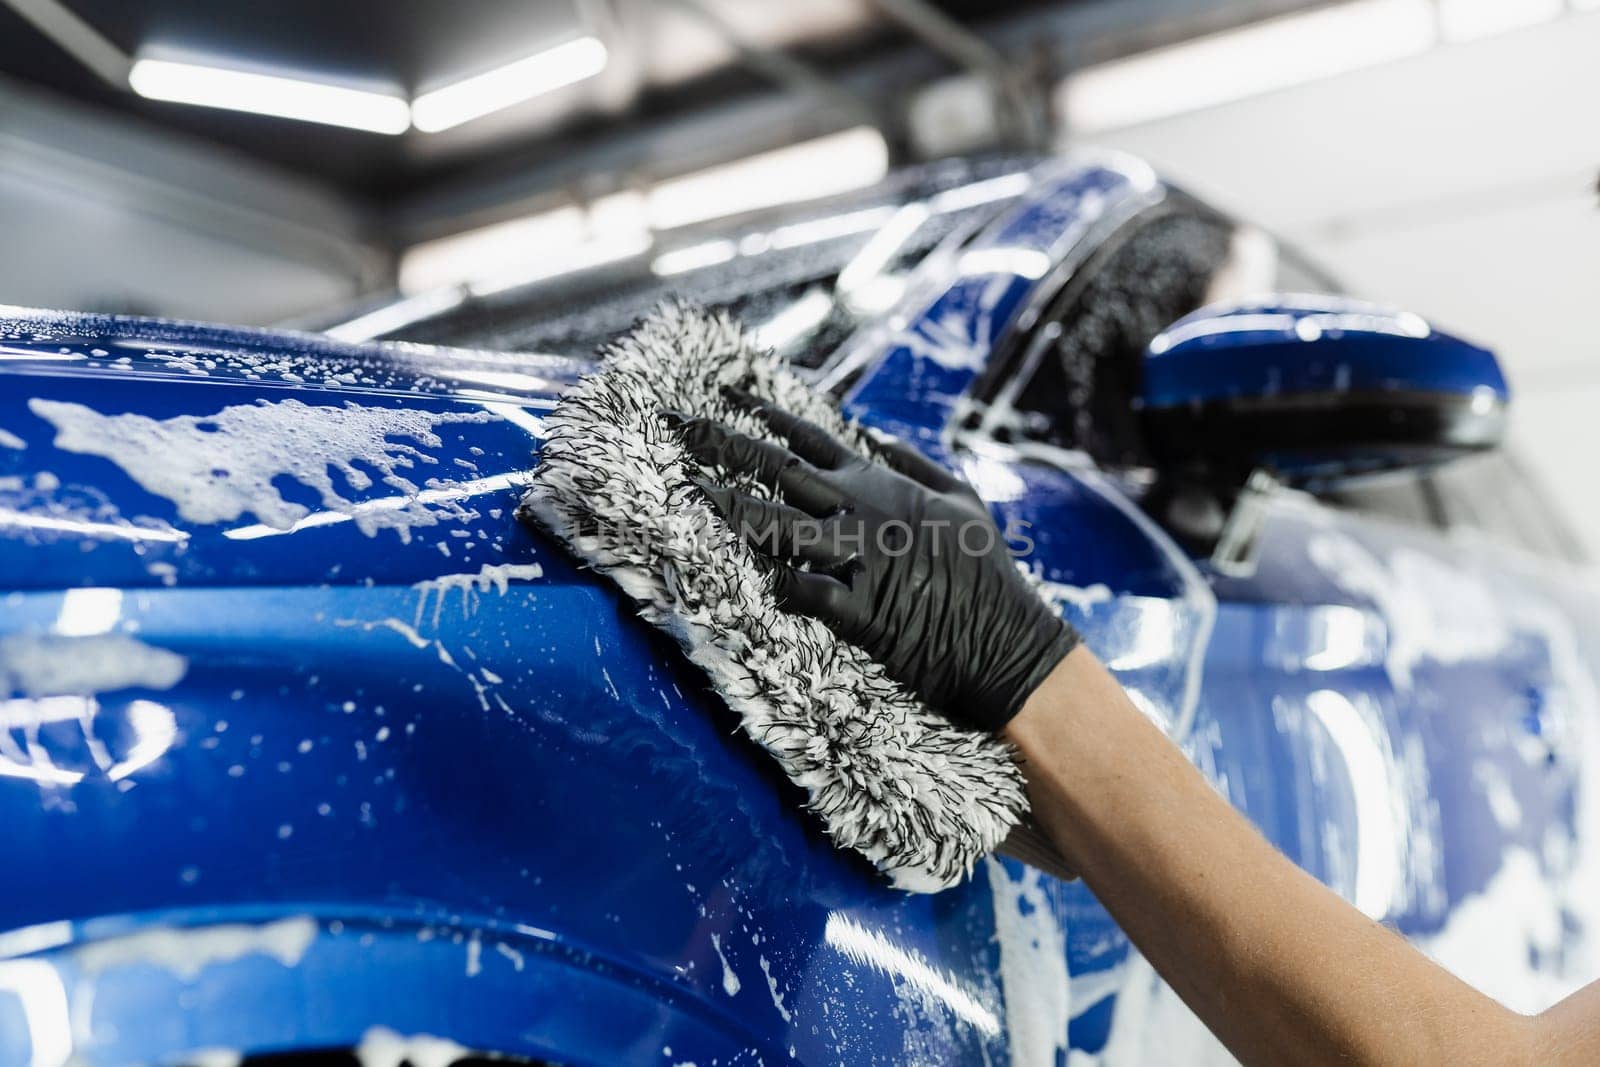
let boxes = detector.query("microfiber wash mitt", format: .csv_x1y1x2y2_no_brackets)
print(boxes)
522,301,1044,891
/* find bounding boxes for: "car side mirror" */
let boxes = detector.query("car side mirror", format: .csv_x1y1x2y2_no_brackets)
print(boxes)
1139,295,1508,490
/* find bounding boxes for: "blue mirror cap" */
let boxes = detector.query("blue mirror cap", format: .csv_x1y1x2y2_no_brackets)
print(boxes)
1142,295,1510,410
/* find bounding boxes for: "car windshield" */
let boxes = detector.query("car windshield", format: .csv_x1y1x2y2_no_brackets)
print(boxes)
366,155,1040,369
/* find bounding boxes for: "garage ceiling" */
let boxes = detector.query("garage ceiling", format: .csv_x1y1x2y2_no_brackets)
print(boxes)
0,0,1064,199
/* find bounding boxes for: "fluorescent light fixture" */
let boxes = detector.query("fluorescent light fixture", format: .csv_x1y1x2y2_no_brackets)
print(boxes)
1305,689,1400,919
5,0,130,87
927,172,1032,214
400,126,891,293
1062,0,1436,133
129,57,410,134
411,35,608,133
447,369,564,394
1437,0,1562,41
824,914,999,1035
54,587,122,637
1304,605,1370,671
468,231,651,297
652,239,738,276
326,288,466,342
588,189,648,237
646,127,890,230
836,203,927,313
224,474,524,541
837,204,930,298
752,288,834,352
955,247,1052,280
0,960,72,1066
106,699,179,781
0,506,188,543
765,206,899,252
399,206,587,294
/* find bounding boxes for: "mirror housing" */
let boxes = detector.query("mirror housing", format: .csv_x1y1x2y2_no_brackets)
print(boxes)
1139,295,1508,488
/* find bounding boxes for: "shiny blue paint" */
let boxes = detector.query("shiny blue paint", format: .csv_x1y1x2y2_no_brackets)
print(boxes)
1,155,1596,1066
1142,295,1510,408
840,157,1162,440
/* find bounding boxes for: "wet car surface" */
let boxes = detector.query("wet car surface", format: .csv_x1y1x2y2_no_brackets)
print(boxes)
2,153,1597,1066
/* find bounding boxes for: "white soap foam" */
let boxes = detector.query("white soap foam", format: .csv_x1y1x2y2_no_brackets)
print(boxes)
72,916,315,981
1422,560,1600,1014
1041,582,1113,615
336,617,430,650
413,563,544,627
0,472,189,546
333,617,494,712
1307,533,1512,690
179,1049,242,1067
1472,759,1522,832
0,633,186,697
758,954,792,1023
355,1026,470,1067
1074,468,1218,742
987,859,1069,1066
1419,846,1568,1014
1071,954,1235,1066
30,398,493,541
710,933,741,996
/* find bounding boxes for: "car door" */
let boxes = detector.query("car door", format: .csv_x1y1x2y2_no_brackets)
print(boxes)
1305,458,1600,1009
831,160,1267,1062
938,190,1600,1061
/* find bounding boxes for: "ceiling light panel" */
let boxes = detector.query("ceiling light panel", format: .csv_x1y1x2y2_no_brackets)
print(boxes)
645,127,890,230
1437,0,1563,41
128,58,410,134
1061,0,1437,133
410,36,609,133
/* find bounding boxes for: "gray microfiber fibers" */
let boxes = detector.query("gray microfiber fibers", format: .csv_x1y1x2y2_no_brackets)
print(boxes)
519,301,1028,892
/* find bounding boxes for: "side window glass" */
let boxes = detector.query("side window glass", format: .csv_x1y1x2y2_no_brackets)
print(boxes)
1317,454,1587,561
1429,452,1587,563
1320,473,1442,530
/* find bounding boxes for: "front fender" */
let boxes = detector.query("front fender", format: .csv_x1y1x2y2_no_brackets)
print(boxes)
1,908,768,1066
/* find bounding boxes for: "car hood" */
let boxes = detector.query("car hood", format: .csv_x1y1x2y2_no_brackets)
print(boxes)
0,306,587,593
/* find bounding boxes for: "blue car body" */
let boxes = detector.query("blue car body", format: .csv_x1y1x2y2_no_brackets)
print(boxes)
2,154,1597,1066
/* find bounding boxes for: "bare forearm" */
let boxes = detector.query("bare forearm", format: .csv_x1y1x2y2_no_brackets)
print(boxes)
1007,647,1542,1066
678,398,1596,1059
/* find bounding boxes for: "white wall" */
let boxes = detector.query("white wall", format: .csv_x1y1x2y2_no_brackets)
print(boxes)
0,77,384,325
1082,11,1600,553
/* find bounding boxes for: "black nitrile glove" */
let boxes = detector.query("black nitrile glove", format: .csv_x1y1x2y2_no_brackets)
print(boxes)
667,396,1079,732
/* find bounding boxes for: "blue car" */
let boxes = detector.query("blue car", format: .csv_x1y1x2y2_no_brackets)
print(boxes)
2,152,1596,1066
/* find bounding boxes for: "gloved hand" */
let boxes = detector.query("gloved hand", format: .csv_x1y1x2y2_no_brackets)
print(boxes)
667,395,1079,732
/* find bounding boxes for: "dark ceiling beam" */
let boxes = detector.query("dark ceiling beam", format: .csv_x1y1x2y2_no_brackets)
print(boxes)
656,0,887,132
867,0,1051,150
2,0,129,87
983,0,1332,67
388,0,1330,246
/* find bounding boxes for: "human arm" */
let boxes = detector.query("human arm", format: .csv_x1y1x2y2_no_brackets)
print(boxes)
672,396,1600,1065
1009,648,1600,1066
